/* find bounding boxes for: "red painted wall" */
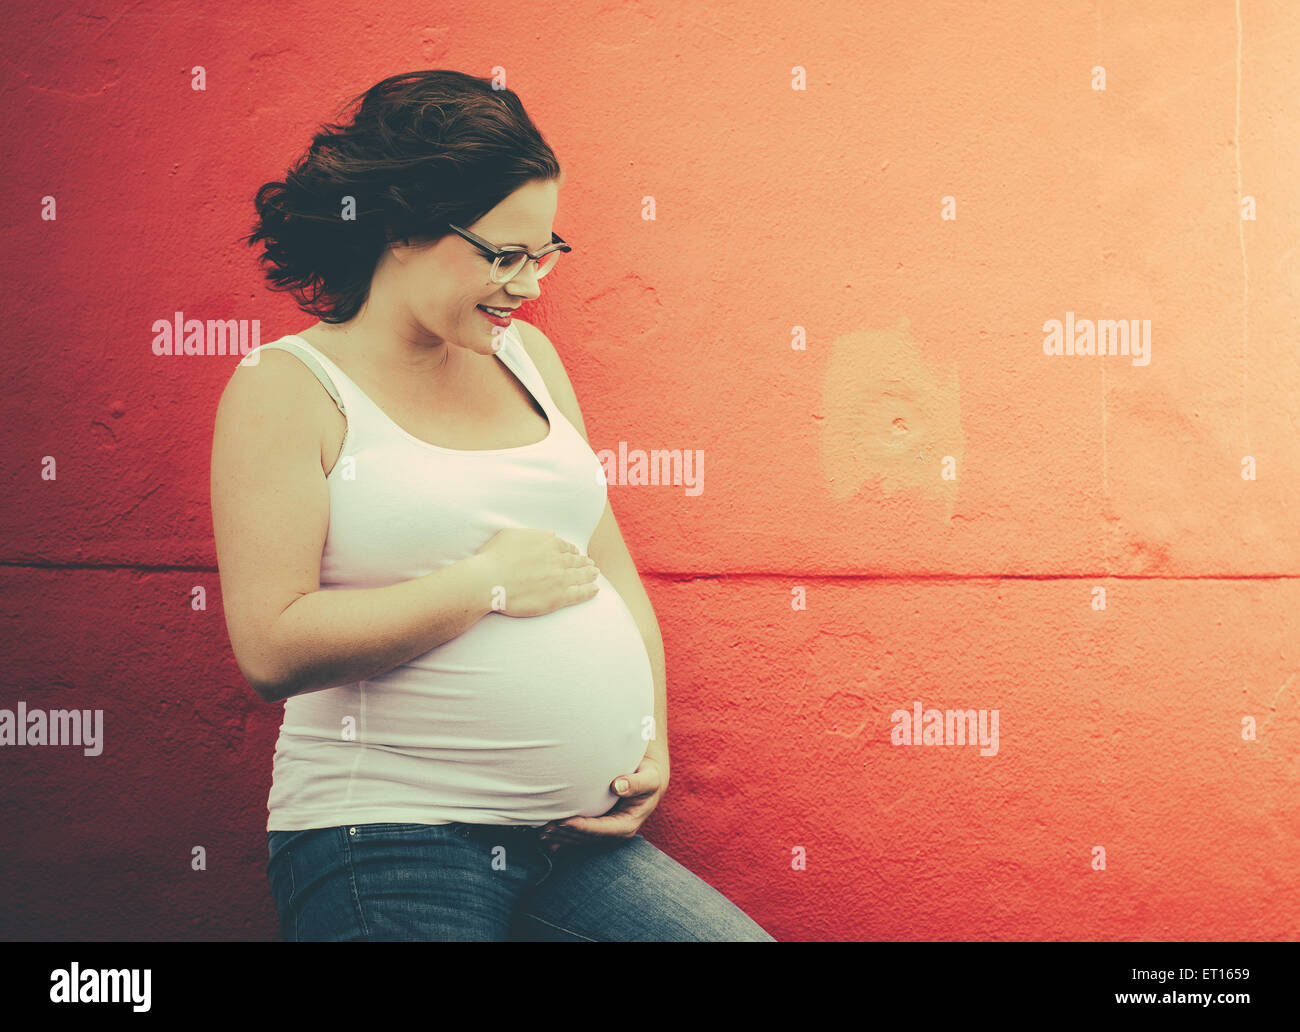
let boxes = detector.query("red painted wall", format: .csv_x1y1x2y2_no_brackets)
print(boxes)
2,1,1297,942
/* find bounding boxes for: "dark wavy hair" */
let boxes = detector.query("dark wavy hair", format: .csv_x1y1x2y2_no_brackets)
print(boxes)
244,70,562,323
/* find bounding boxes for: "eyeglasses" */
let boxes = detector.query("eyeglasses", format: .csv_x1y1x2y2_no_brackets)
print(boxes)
447,224,571,284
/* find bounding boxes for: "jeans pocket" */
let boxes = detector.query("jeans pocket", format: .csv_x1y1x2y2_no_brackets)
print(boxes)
266,835,299,940
267,829,300,862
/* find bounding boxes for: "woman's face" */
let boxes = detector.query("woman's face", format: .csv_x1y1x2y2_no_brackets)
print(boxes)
395,177,561,355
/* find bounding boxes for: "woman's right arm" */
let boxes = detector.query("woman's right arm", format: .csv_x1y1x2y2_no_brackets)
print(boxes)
210,352,494,703
209,352,596,704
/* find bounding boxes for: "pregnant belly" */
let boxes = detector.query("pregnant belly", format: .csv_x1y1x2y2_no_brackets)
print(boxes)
352,572,655,819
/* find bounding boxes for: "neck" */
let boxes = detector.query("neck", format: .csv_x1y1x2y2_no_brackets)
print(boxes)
308,311,473,385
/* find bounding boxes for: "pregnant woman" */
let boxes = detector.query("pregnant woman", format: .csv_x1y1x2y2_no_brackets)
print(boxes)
210,69,773,941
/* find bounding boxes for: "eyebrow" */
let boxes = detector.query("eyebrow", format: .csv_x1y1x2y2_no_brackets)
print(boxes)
499,235,553,250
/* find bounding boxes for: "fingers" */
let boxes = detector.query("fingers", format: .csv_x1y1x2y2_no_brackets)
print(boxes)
539,804,653,853
564,566,600,605
613,769,658,796
538,823,585,854
565,552,599,592
571,813,640,837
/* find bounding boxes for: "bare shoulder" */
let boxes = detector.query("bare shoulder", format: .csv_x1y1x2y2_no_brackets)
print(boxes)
510,318,588,441
214,344,344,473
218,347,321,424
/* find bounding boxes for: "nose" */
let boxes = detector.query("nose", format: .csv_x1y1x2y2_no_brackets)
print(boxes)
505,260,543,301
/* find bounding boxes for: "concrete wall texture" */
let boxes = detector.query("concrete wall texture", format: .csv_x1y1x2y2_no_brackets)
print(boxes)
2,1,1297,941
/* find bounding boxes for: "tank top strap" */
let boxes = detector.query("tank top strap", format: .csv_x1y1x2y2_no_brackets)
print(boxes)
251,338,347,416
496,322,558,414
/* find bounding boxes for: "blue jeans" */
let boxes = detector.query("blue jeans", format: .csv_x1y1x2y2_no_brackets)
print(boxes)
266,822,776,941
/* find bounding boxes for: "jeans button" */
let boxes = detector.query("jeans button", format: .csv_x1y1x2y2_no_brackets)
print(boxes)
348,827,357,836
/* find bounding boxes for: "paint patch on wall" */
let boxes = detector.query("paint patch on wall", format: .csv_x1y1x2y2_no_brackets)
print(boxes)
819,317,963,515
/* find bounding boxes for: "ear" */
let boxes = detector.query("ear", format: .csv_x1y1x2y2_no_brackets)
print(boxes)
386,236,429,265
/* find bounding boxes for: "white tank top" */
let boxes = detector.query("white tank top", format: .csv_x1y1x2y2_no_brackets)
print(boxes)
251,327,655,830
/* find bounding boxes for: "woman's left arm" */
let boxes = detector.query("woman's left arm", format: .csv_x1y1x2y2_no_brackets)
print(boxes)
512,321,669,848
